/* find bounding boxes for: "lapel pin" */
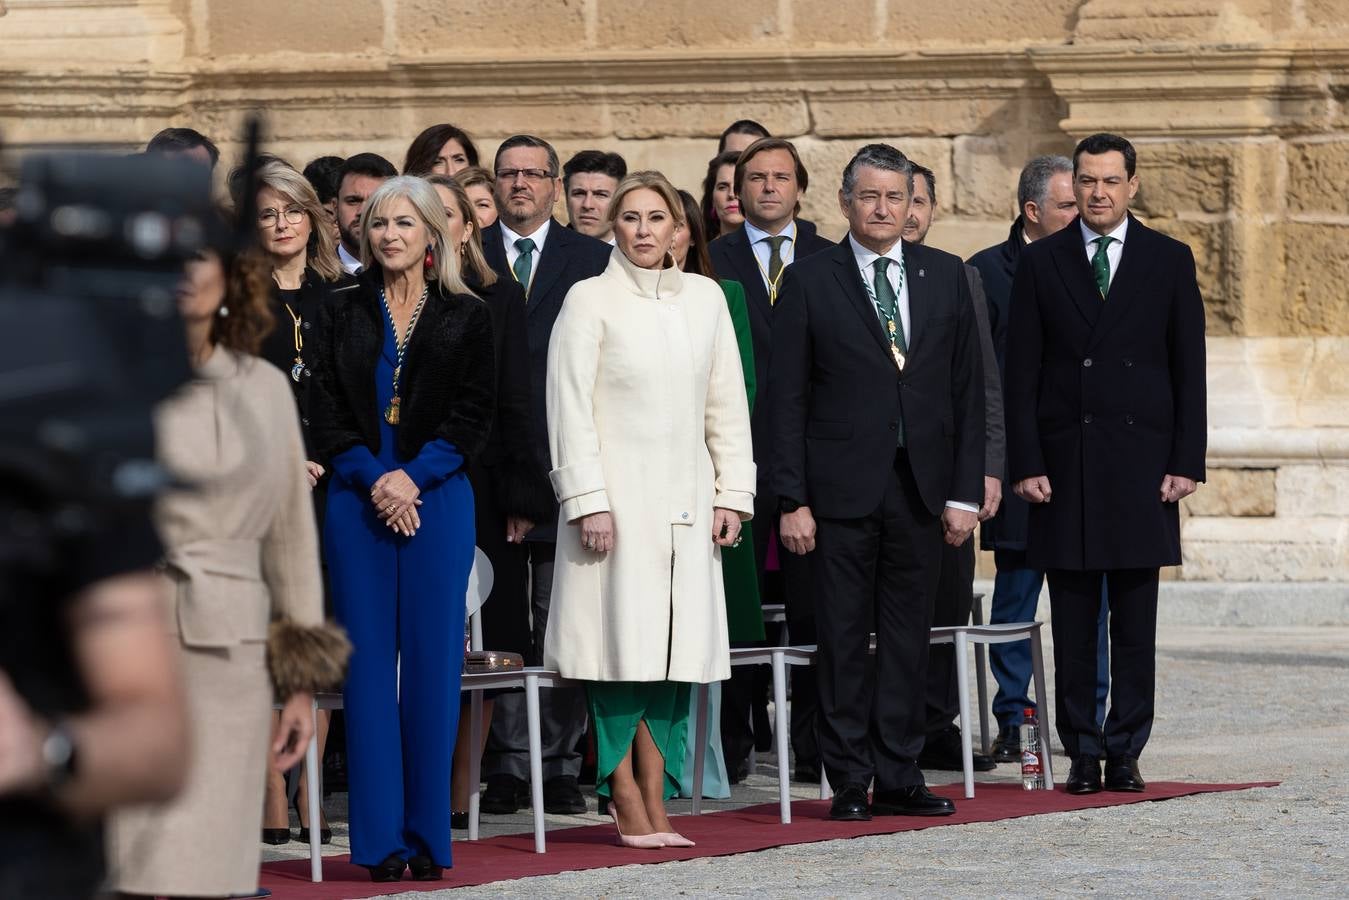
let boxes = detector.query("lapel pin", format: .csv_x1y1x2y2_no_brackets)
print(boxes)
918,268,925,278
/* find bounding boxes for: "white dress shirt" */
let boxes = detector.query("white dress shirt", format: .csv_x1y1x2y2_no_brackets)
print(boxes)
501,219,553,291
744,219,798,292
847,234,980,513
337,243,362,275
1080,216,1128,286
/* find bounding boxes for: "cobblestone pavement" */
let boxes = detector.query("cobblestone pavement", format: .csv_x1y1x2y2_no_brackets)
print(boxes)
265,625,1349,898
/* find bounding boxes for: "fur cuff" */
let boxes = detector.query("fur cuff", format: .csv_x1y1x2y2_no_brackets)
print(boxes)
267,620,352,700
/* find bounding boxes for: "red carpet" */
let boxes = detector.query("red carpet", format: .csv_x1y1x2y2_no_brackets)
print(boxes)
260,781,1276,897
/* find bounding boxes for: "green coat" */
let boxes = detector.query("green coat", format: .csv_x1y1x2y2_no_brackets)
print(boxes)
718,279,765,642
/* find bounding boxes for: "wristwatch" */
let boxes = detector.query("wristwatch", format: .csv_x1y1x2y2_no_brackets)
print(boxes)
41,722,79,789
778,497,802,515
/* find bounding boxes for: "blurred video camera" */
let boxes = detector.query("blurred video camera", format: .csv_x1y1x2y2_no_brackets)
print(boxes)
0,149,223,569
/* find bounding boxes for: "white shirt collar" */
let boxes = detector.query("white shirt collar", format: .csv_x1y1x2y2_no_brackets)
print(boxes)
501,218,552,253
1080,215,1128,248
337,242,362,274
744,218,797,247
847,233,904,271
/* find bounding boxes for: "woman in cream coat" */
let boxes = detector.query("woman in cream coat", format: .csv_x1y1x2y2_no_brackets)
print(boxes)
545,171,755,849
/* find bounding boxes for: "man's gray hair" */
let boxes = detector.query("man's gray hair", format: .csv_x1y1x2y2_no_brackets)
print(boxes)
841,144,914,201
1017,154,1073,211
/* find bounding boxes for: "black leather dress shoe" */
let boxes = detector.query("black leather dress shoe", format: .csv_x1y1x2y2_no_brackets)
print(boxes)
481,774,526,815
919,725,997,772
1104,756,1146,792
991,725,1022,764
407,855,443,881
363,854,406,883
828,783,872,821
727,757,751,784
1065,756,1103,795
543,775,587,814
871,785,956,817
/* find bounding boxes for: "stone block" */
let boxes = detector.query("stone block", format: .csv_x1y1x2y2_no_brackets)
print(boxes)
791,0,881,46
1181,516,1349,581
927,220,1015,263
595,0,782,48
208,0,382,56
1144,219,1237,335
889,0,1078,44
1304,0,1349,34
952,135,1022,219
793,136,949,240
1133,142,1236,218
1272,223,1349,336
1277,464,1349,518
609,95,810,140
1181,468,1276,517
1287,140,1349,216
811,92,1024,140
1300,338,1349,427
394,1,587,52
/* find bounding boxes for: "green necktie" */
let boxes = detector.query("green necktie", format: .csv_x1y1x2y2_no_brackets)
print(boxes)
873,257,907,446
513,237,536,294
1091,235,1114,297
765,235,789,302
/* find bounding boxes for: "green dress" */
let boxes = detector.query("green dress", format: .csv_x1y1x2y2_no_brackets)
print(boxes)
718,279,765,643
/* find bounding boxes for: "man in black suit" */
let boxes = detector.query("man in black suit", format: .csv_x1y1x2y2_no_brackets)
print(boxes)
709,137,834,783
770,144,984,820
1005,133,1206,795
478,134,612,815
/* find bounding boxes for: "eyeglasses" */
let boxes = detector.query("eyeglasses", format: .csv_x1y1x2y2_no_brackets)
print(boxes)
495,168,555,183
258,207,306,227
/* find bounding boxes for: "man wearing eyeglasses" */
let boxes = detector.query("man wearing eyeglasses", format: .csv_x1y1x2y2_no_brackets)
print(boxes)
478,134,612,818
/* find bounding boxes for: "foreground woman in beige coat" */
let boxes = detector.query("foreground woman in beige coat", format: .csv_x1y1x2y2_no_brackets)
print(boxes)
108,239,348,898
545,171,755,849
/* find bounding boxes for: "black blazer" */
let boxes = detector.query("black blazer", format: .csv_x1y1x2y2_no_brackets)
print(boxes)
465,271,553,523
309,267,496,466
709,221,834,484
1004,215,1207,571
258,269,360,455
480,219,611,540
769,238,985,520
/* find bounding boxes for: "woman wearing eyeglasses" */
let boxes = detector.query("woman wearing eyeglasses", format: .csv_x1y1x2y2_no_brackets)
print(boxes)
252,159,358,846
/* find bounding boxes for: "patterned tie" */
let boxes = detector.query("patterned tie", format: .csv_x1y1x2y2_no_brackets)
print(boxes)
1091,235,1114,298
765,235,789,303
874,257,907,446
513,237,536,293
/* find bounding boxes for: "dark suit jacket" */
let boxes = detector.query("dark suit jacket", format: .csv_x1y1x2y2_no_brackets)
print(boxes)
1004,214,1207,571
480,219,612,541
968,217,1030,551
769,238,985,520
964,265,1004,480
709,220,835,495
310,267,496,466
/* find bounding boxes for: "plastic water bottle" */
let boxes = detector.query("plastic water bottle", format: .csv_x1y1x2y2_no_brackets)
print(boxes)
1020,706,1045,791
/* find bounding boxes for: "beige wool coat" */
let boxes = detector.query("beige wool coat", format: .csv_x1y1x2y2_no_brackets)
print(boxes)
543,250,756,684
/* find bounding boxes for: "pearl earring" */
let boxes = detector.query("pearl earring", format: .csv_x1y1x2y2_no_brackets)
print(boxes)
218,305,229,318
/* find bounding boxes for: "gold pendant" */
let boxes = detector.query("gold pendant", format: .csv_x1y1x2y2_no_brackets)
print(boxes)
384,398,400,425
891,344,907,371
290,357,304,383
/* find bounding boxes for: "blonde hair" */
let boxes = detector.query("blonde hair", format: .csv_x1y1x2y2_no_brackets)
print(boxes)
358,175,475,297
605,170,687,230
425,174,497,288
254,160,342,282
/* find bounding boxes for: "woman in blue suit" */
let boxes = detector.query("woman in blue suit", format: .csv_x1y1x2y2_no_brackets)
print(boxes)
310,176,495,883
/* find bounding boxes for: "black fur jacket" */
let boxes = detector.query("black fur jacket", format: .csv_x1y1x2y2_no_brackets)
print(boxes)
310,267,496,466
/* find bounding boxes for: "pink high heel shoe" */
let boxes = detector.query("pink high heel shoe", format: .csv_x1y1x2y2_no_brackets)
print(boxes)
657,832,696,848
610,813,666,849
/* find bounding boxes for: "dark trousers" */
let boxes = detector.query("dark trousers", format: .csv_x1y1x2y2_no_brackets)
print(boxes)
924,538,976,737
1047,567,1159,760
989,551,1111,729
814,453,942,792
483,541,587,781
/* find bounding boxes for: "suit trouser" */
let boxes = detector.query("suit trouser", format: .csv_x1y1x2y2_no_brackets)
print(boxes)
1047,567,1158,760
990,550,1110,729
814,452,942,792
483,541,587,781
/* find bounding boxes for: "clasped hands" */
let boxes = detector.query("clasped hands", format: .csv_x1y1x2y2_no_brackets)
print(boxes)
576,508,743,553
371,469,422,537
1013,474,1197,505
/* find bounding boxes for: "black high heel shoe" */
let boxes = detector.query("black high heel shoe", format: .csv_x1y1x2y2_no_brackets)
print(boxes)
293,794,332,845
363,854,406,883
261,828,291,845
408,855,443,881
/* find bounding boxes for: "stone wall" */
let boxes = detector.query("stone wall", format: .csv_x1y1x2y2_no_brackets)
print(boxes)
2,0,1346,582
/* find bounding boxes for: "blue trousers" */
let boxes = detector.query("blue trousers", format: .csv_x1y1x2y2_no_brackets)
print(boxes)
326,472,473,867
989,550,1108,729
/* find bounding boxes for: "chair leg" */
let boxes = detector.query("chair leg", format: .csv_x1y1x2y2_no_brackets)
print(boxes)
468,688,483,841
820,765,831,800
691,683,709,814
305,701,322,883
1029,628,1055,788
525,674,546,852
971,596,990,755
771,651,791,824
956,632,974,800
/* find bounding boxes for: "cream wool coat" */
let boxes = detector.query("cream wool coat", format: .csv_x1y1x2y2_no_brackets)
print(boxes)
544,250,756,683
